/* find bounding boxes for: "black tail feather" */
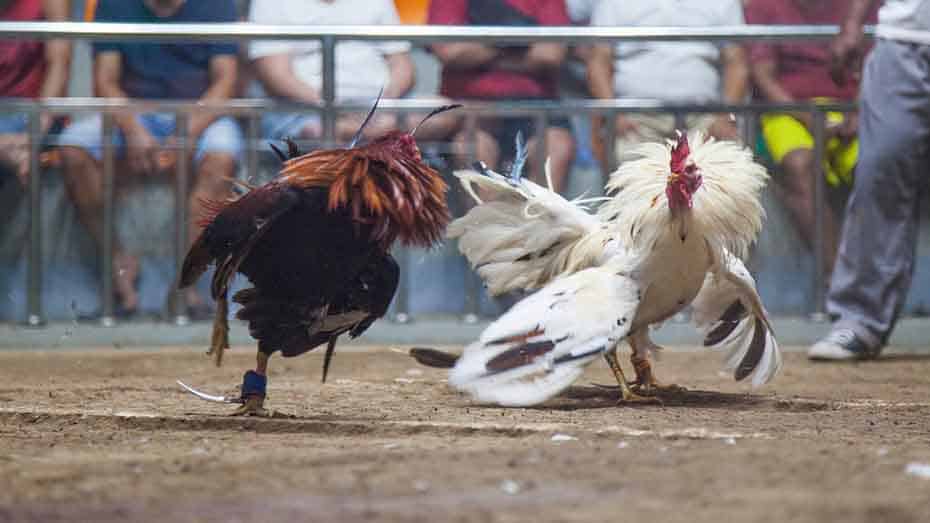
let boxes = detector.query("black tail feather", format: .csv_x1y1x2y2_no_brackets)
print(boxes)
410,347,460,368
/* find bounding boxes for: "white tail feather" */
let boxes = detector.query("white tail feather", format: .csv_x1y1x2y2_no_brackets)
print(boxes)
692,253,782,387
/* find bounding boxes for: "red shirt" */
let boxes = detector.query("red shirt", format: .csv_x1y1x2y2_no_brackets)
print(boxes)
428,0,569,100
745,0,878,101
0,0,46,98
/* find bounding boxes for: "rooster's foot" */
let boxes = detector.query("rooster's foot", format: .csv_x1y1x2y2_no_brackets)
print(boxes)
229,395,269,416
630,356,685,395
617,388,663,405
602,350,662,406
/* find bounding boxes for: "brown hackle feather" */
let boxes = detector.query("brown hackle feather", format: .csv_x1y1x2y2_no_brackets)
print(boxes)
279,138,449,248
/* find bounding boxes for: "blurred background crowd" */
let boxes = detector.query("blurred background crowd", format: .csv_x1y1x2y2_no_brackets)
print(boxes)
2,0,930,324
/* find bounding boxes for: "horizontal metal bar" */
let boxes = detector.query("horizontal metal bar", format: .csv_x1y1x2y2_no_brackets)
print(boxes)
0,21,881,43
0,96,858,115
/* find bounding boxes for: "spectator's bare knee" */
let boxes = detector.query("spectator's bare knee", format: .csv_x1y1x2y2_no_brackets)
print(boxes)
780,149,816,191
544,128,576,164
195,153,236,195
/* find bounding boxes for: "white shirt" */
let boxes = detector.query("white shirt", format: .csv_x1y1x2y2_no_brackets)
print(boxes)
248,0,411,101
877,0,930,44
591,0,744,103
565,0,599,24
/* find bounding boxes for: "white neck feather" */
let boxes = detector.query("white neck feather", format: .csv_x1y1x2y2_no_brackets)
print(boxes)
598,131,768,268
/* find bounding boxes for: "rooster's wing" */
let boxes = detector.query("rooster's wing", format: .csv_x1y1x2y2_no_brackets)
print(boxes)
180,181,302,300
449,165,617,296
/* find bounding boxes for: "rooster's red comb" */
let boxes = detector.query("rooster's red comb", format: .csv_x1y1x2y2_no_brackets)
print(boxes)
670,132,690,174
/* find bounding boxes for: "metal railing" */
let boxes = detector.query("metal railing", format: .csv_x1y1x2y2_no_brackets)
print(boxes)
0,22,880,326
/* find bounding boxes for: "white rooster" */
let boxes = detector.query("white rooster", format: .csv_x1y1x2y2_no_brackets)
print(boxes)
414,131,781,406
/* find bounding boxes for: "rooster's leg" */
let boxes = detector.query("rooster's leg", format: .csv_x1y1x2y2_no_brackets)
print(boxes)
230,351,276,417
628,330,685,395
604,347,660,404
206,294,230,367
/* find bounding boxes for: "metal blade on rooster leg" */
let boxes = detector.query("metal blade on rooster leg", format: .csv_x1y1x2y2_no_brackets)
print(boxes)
176,380,244,404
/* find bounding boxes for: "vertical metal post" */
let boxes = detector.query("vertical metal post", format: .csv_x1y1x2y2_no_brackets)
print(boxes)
674,111,687,133
462,113,481,323
321,35,336,148
741,110,754,147
246,112,259,185
25,110,44,327
604,109,617,183
534,111,548,186
392,248,410,324
392,112,411,324
100,113,117,327
172,111,190,326
810,107,828,321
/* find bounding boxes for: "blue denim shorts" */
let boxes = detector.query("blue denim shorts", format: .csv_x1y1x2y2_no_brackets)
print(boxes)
0,113,28,134
56,113,244,164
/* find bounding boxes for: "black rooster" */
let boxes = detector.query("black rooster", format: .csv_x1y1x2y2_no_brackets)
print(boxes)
177,97,460,415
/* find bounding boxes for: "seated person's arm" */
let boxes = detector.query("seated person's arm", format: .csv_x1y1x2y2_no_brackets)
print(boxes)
430,43,499,70
189,54,238,141
95,51,145,135
721,44,749,105
709,43,750,140
493,43,566,75
384,51,415,98
253,53,321,104
586,43,613,102
586,43,614,169
95,51,159,173
39,0,72,133
521,43,566,74
751,59,814,130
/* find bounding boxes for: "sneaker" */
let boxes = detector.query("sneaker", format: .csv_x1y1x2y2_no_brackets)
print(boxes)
808,328,877,361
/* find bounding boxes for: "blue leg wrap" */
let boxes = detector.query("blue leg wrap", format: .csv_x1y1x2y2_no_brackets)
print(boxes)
241,370,267,398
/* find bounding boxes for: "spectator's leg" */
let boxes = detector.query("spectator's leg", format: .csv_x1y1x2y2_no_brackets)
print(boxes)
826,40,930,348
776,148,839,274
454,127,500,170
186,117,241,307
761,113,841,276
526,126,575,194
56,114,139,313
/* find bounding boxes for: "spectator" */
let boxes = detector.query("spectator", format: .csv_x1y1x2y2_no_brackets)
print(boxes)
587,0,749,169
0,0,71,186
248,0,457,146
809,0,930,360
428,0,576,194
56,0,242,316
746,0,878,278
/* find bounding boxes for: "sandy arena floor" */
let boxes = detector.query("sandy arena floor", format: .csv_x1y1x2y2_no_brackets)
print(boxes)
0,345,928,522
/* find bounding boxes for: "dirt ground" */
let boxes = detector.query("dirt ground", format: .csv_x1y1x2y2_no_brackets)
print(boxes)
0,345,928,523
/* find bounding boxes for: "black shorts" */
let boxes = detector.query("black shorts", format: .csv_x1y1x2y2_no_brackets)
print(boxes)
477,114,573,160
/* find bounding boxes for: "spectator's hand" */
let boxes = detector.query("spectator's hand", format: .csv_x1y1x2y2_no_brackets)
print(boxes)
0,133,31,185
830,25,866,87
614,113,639,137
590,114,639,174
707,114,740,142
836,112,859,144
124,127,161,175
